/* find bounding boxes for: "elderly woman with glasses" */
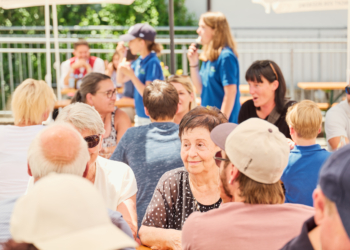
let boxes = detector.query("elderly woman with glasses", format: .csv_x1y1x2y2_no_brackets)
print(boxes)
139,106,227,250
71,72,131,158
56,102,138,239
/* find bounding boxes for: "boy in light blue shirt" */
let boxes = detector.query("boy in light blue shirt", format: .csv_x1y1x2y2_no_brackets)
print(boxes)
282,100,331,206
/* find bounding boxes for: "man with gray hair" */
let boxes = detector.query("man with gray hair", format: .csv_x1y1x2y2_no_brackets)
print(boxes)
0,123,135,250
55,102,138,238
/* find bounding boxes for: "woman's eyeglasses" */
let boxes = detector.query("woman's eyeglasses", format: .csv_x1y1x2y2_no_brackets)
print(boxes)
84,135,101,148
345,86,350,95
97,88,117,99
213,151,230,167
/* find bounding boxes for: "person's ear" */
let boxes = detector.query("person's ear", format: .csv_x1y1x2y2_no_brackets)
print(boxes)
72,50,77,57
190,92,195,102
82,163,89,178
289,125,295,136
86,93,94,106
228,164,239,185
27,163,32,176
271,80,279,91
42,110,50,122
313,189,326,226
98,135,103,151
144,107,150,117
318,126,322,135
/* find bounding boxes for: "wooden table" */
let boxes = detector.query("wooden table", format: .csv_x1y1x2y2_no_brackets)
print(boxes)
137,246,151,250
239,84,249,94
54,98,135,109
298,82,347,108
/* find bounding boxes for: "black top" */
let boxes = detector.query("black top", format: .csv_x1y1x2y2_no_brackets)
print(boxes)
280,216,316,250
142,167,221,230
238,99,296,139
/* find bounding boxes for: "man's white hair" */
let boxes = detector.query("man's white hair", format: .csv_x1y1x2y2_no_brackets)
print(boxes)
56,102,105,135
28,122,90,178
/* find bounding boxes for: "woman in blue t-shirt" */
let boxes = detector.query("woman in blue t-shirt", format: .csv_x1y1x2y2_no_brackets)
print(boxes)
117,23,164,126
187,12,241,123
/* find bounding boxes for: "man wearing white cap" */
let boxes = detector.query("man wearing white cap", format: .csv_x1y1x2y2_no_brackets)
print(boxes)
182,118,315,250
3,173,136,250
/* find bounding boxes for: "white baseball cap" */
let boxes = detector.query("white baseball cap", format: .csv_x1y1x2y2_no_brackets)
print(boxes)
10,173,137,250
210,118,289,184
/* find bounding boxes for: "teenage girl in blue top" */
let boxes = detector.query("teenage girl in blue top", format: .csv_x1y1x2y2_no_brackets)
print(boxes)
117,23,164,126
188,12,241,123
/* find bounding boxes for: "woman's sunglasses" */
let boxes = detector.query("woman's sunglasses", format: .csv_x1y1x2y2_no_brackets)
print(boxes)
84,135,101,148
345,86,350,95
213,151,230,167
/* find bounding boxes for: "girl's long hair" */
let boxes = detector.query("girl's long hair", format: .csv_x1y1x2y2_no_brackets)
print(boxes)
199,12,238,62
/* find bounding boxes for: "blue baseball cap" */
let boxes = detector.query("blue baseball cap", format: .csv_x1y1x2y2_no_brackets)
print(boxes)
119,23,156,42
319,144,350,238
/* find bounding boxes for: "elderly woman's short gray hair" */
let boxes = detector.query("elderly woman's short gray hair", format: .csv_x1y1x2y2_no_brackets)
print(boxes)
56,102,105,135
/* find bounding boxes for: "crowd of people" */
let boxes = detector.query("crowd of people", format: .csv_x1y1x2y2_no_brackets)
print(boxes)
1,10,350,250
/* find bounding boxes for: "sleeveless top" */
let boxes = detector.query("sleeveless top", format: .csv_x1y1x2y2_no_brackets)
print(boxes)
102,107,118,148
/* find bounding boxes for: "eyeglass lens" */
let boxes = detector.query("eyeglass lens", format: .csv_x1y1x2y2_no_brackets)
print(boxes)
215,151,222,167
84,135,100,148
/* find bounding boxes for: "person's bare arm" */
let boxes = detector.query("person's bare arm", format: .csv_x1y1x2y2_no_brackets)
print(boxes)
139,225,182,250
328,136,349,151
63,68,73,87
117,194,137,239
114,108,132,144
187,43,202,94
221,84,237,120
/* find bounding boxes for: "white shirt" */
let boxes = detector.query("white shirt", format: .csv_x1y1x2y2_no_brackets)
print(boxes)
26,156,137,211
325,100,350,151
0,125,44,201
59,57,105,89
94,156,137,210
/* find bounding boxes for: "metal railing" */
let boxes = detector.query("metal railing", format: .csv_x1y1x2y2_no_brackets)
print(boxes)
0,26,347,114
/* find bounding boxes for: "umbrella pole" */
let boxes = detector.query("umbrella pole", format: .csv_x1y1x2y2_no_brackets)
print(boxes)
168,0,175,74
44,1,52,88
52,4,61,101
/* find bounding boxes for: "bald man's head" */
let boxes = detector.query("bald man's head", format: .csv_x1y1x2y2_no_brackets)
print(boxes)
28,122,90,179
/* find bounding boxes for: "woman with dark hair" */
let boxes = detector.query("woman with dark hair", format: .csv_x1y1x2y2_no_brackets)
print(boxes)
139,106,228,250
71,72,131,158
238,60,296,139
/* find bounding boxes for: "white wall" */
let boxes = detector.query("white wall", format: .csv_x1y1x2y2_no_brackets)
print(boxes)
185,0,347,28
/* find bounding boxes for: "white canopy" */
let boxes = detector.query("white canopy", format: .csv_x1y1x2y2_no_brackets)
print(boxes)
253,0,347,13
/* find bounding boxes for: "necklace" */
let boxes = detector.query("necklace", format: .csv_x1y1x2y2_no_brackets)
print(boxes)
193,197,201,212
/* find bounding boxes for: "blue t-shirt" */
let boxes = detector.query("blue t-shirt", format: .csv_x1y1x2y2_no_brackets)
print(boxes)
110,122,183,228
131,52,164,118
199,47,240,123
281,144,331,207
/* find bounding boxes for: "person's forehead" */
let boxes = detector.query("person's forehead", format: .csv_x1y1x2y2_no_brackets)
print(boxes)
75,45,90,51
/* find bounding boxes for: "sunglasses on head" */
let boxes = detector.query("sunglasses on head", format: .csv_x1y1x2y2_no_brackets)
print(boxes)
84,135,101,148
346,86,350,95
213,151,230,167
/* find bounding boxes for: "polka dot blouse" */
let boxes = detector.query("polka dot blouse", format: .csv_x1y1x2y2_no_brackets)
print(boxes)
142,167,221,230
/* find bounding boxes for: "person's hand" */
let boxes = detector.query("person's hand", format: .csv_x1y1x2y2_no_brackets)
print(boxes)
286,138,295,150
187,43,199,67
71,59,87,70
161,232,182,250
116,41,127,57
119,62,134,78
107,62,114,72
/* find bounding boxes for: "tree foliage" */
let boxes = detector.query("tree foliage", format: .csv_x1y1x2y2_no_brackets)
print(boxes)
0,0,196,29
